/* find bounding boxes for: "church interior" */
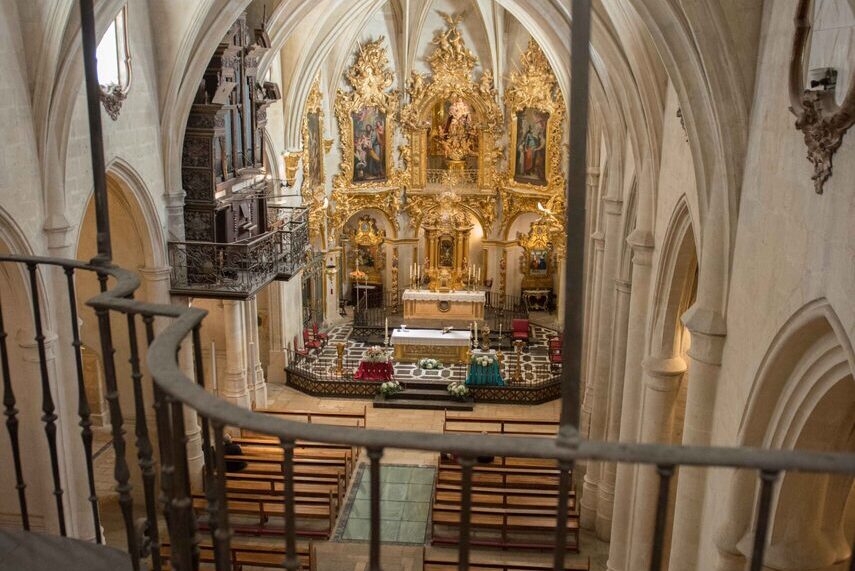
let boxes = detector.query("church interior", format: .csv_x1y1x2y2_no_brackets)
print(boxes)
0,0,854,570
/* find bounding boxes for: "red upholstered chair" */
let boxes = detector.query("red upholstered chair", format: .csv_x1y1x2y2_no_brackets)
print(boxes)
312,323,329,346
512,319,530,346
303,329,322,352
293,335,309,359
549,335,563,371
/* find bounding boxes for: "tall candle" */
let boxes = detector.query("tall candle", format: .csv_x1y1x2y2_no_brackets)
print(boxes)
474,321,478,341
385,317,388,339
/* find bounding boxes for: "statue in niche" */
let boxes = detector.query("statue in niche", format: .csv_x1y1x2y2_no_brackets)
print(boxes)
439,238,455,268
433,99,476,164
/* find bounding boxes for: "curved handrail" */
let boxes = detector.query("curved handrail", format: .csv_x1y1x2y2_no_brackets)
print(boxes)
5,251,855,476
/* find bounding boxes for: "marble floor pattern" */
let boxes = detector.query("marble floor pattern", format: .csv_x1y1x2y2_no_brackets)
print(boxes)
300,321,559,384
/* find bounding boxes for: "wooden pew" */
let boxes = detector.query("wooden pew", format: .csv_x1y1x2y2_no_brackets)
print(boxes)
161,540,312,570
423,548,590,571
255,405,368,428
442,412,558,437
430,503,580,551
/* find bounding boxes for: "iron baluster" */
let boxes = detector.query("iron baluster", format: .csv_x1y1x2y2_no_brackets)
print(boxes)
553,460,575,570
0,287,29,530
26,262,66,536
145,315,178,549
192,324,220,550
64,267,102,542
558,0,593,442
280,437,301,571
95,271,139,570
749,470,780,571
126,310,161,569
649,464,675,571
368,447,384,571
212,423,233,571
457,456,475,571
169,397,198,571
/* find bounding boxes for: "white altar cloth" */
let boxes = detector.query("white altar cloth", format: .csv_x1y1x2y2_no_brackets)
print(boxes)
390,328,472,347
401,289,486,303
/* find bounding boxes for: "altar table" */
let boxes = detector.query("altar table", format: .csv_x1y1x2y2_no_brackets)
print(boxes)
389,328,472,363
466,350,505,386
354,361,394,382
402,289,486,322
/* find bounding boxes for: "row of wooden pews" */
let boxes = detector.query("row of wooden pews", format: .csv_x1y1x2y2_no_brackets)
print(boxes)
423,548,591,571
166,406,368,569
431,412,582,556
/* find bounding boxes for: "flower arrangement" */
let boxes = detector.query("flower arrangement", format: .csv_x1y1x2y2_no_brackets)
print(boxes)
472,355,495,368
418,357,444,370
378,381,402,397
363,346,391,363
447,381,470,400
350,269,367,281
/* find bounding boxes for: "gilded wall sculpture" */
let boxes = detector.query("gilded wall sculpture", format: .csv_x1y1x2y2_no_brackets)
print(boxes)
501,39,566,234
332,37,402,233
302,76,326,239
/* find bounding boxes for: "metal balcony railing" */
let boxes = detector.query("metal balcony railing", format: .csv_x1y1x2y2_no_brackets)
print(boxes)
2,2,854,571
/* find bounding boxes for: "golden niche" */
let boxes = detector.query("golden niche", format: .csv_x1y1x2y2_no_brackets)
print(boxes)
517,218,558,290
400,11,503,191
422,191,473,292
347,215,386,286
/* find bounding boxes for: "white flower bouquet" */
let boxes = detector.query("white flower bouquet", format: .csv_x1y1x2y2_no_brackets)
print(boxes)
363,346,391,363
378,380,402,397
418,357,444,370
472,355,495,367
447,381,470,400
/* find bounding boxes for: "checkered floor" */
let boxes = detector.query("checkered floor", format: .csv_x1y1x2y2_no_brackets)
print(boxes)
307,322,559,384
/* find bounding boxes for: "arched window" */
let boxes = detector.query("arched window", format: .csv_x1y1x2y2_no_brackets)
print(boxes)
97,5,131,119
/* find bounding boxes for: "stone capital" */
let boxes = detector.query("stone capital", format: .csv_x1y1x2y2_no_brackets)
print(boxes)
682,306,727,365
591,230,606,245
138,266,171,282
602,196,624,216
642,355,688,392
615,279,632,294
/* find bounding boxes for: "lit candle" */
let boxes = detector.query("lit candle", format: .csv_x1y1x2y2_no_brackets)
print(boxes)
385,317,388,339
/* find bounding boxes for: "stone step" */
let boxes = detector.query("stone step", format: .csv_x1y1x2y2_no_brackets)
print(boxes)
372,396,474,411
386,388,452,401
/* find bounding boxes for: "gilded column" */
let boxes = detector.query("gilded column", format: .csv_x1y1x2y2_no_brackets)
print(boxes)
607,229,654,571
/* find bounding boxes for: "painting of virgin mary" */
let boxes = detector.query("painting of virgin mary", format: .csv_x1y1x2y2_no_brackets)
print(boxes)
306,111,323,188
514,108,549,186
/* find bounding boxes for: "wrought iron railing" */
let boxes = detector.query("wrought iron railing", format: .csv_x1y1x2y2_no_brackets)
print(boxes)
3,3,855,571
168,222,308,298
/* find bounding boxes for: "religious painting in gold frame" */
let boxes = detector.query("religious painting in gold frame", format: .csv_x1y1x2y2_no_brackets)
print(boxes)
352,106,388,183
333,37,399,192
301,76,326,240
513,108,550,186
504,39,565,195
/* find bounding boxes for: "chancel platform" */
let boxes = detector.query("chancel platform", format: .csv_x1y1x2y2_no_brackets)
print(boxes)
389,328,472,363
402,289,486,322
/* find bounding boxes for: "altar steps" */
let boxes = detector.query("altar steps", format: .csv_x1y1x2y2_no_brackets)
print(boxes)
373,384,474,411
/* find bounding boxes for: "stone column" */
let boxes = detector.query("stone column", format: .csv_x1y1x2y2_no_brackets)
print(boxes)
607,229,654,571
221,300,251,412
595,278,632,538
625,355,688,570
580,194,623,531
267,281,287,383
667,307,726,569
579,230,605,439
245,295,267,409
